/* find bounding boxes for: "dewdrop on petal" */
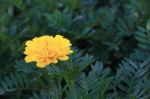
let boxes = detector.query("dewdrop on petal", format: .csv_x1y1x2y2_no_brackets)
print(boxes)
24,35,73,68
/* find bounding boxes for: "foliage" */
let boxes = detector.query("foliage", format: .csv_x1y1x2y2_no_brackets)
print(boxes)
0,0,150,98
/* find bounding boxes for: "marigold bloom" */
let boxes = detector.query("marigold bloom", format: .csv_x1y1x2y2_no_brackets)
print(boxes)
24,35,73,68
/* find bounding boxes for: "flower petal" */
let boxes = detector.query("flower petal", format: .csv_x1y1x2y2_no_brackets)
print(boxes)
58,56,69,61
51,59,58,63
36,62,47,68
25,56,33,63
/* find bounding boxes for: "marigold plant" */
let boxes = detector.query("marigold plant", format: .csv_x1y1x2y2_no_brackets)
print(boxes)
24,35,73,67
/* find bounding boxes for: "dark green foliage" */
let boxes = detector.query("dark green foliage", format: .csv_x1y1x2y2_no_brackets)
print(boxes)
135,21,150,51
0,0,150,98
0,73,29,96
114,50,150,98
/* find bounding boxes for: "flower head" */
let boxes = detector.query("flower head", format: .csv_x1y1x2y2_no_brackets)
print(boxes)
24,35,73,68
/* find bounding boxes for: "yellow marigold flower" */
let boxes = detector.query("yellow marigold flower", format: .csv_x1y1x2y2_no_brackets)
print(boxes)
24,35,73,68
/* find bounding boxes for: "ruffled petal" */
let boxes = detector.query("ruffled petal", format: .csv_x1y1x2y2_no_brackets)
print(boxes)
25,56,34,63
58,56,69,61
